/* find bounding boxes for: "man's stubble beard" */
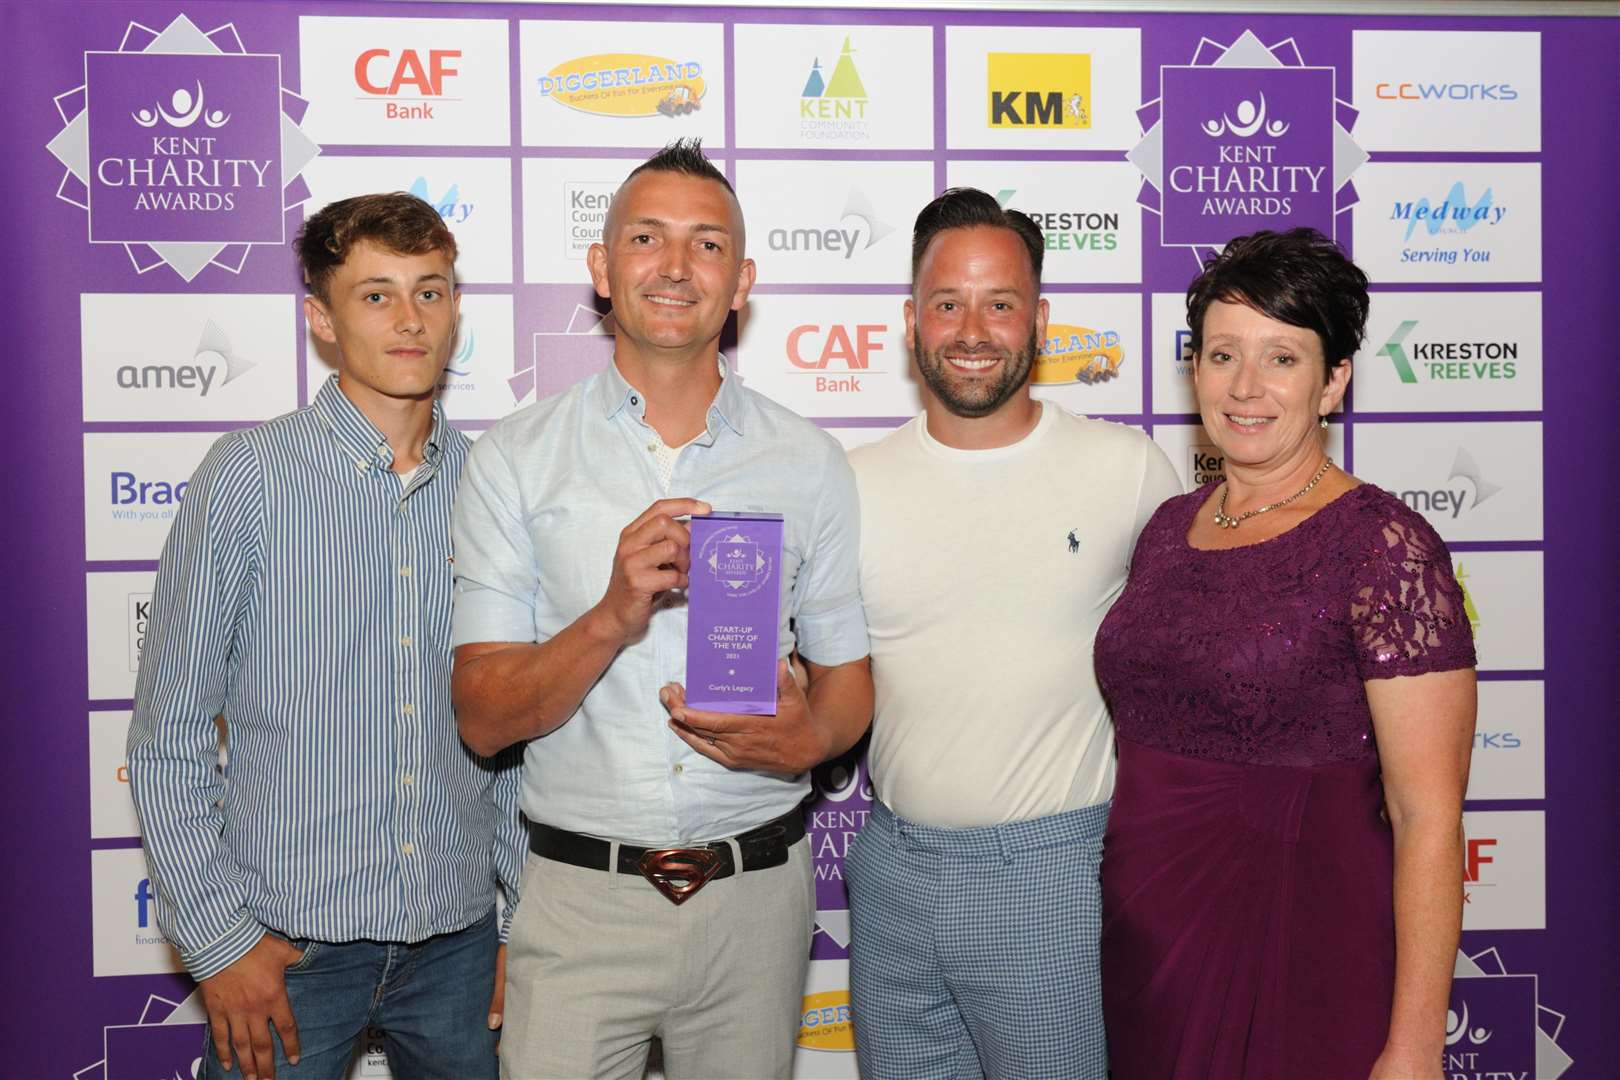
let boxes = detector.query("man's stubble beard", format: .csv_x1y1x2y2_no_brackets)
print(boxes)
912,324,1040,419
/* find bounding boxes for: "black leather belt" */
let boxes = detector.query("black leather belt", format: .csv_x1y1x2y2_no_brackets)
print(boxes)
527,808,806,905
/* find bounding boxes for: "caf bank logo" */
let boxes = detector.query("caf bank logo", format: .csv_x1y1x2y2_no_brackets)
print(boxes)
1036,324,1124,385
987,53,1090,129
354,46,461,120
46,15,320,282
538,54,706,119
800,37,871,140
1129,30,1367,264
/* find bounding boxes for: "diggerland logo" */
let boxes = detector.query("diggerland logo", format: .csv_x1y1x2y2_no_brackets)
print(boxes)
1037,324,1124,385
538,54,707,118
1129,30,1366,262
46,15,319,282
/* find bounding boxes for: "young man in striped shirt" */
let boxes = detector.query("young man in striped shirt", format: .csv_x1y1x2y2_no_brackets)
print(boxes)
128,193,521,1080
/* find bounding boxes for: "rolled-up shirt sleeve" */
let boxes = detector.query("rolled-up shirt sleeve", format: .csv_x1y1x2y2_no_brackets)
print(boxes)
126,432,266,981
453,427,538,647
791,442,870,667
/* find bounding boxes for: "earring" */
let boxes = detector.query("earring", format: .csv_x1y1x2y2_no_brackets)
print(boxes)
1319,416,1329,430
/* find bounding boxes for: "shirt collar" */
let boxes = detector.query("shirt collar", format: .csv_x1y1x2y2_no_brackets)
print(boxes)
311,374,446,472
594,355,746,441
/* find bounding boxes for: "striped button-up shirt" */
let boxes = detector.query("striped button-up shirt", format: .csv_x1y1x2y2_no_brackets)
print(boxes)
128,376,523,981
452,361,869,845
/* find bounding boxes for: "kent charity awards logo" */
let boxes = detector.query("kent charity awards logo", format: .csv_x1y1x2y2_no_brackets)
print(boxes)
1129,30,1366,261
539,54,707,118
47,15,319,281
986,53,1091,129
800,36,871,141
1448,947,1573,1078
807,750,871,962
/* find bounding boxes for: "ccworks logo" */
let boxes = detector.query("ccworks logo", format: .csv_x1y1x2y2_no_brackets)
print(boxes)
1377,320,1519,384
787,323,888,394
995,189,1118,253
354,47,460,119
1392,181,1506,242
798,990,856,1052
408,176,473,224
767,190,893,260
801,37,869,122
1036,324,1123,384
1397,446,1500,519
117,318,256,396
1376,81,1518,102
987,53,1091,129
538,54,706,119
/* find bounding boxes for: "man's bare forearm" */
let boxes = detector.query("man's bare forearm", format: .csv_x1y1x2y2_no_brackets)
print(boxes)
453,605,626,756
805,657,875,766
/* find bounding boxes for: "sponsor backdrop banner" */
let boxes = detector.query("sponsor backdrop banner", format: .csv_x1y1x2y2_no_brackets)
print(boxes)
8,2,1615,1076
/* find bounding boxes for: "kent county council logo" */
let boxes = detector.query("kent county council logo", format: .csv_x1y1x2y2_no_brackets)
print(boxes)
799,36,871,141
1128,30,1367,263
701,531,772,599
538,54,706,118
47,15,320,282
1448,946,1573,1077
1037,324,1124,385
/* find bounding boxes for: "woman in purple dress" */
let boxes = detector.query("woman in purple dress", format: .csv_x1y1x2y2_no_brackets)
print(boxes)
1096,229,1477,1080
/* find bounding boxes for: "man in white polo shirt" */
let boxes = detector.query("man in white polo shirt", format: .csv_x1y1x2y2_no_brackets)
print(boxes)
844,188,1180,1079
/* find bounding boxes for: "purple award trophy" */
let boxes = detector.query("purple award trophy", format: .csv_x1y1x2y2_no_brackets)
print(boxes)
685,512,783,713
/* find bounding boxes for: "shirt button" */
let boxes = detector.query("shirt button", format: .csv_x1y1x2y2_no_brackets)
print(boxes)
354,461,367,473
630,395,639,406
401,842,415,856
402,773,414,786
402,703,415,716
673,764,684,775
399,635,413,648
647,442,658,453
399,566,413,577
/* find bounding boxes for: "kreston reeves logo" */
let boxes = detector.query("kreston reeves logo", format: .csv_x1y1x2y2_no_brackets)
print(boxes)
539,54,707,118
354,46,460,119
47,15,320,282
1129,30,1367,262
986,53,1090,129
1377,318,1519,385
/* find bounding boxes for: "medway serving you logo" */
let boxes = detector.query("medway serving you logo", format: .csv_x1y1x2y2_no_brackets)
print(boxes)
538,53,707,118
47,15,320,282
1128,30,1367,263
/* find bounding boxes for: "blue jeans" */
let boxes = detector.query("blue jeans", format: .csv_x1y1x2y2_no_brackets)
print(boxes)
202,911,499,1080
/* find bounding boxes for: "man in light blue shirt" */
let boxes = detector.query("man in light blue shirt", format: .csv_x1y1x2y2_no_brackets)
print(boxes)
128,193,521,1080
452,140,873,1079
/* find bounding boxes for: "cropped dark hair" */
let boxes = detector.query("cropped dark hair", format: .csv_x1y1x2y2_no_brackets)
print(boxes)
625,137,734,195
296,192,457,303
911,187,1045,286
1185,228,1369,368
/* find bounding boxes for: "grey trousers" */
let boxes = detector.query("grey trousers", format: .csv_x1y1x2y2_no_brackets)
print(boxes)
499,835,815,1080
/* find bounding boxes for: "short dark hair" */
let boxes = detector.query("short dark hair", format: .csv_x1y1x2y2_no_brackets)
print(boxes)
624,137,734,195
911,187,1044,286
296,192,457,303
1185,228,1370,368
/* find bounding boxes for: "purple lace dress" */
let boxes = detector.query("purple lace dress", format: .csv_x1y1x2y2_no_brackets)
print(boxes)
1095,484,1475,1079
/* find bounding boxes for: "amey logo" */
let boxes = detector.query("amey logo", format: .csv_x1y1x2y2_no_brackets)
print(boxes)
994,189,1118,252
987,53,1091,128
798,990,855,1052
408,176,473,225
1398,446,1500,519
538,54,706,119
767,190,893,260
1376,81,1518,102
1036,324,1123,384
801,37,868,121
117,318,256,395
1377,319,1519,384
1392,181,1506,242
786,323,888,394
354,48,460,120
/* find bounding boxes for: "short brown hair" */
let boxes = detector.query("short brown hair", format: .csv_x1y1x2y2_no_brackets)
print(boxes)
295,192,458,302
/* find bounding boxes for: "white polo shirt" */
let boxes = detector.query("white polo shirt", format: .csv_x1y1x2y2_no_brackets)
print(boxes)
849,402,1181,828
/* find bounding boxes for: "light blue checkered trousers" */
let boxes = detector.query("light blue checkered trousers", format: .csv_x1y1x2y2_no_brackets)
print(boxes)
845,798,1110,1080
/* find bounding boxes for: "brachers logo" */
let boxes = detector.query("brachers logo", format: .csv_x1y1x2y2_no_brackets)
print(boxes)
539,54,706,118
47,15,319,282
1130,30,1366,263
987,53,1090,129
354,47,460,120
1037,324,1123,385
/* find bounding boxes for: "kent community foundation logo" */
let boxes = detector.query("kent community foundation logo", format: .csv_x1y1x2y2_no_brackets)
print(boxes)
799,36,871,141
47,15,320,282
1129,30,1367,263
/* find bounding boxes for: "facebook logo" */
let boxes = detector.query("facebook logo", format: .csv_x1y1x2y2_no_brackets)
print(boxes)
134,878,154,928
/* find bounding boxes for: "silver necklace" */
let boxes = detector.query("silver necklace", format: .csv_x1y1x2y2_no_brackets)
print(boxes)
1213,457,1334,530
